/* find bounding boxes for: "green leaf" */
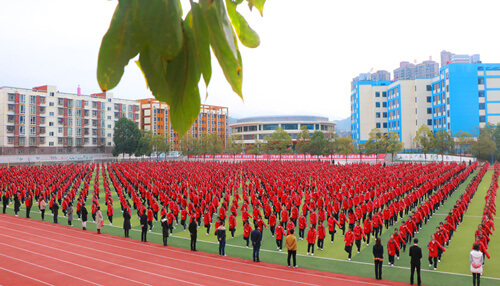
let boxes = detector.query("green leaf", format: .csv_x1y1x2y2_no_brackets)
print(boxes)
226,0,260,48
165,23,201,135
137,0,183,61
189,1,212,88
97,0,143,92
137,24,201,136
204,0,243,98
247,0,266,16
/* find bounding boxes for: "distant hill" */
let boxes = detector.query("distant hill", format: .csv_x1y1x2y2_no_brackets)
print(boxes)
334,117,350,136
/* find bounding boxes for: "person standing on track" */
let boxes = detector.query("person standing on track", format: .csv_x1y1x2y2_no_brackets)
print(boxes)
189,217,198,251
286,228,298,268
96,206,103,234
81,203,88,230
161,214,169,246
52,200,59,224
409,238,422,286
122,207,131,237
39,197,47,220
251,223,262,262
2,191,9,214
217,220,227,256
470,243,484,286
140,210,148,242
67,202,73,226
372,237,383,280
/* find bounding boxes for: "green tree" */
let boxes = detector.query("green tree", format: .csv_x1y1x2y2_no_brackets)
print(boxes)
413,125,434,160
97,0,266,135
135,131,153,157
226,134,244,155
180,134,196,155
432,130,455,160
267,127,293,155
113,117,141,157
336,136,354,163
247,139,264,155
324,129,338,154
151,134,170,158
386,132,404,162
309,131,328,155
363,128,385,157
295,126,310,154
207,132,224,155
470,128,496,161
455,131,472,160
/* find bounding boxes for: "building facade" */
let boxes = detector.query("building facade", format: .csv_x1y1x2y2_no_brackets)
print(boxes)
351,60,500,149
139,98,228,150
230,115,336,145
0,85,140,156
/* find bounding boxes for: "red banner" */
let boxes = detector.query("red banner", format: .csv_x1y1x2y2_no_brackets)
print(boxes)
188,154,386,160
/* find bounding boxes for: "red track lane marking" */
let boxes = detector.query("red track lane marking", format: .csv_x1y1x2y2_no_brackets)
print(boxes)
0,265,54,286
0,251,101,285
0,233,209,286
0,216,395,286
0,220,352,286
0,239,149,286
0,228,260,286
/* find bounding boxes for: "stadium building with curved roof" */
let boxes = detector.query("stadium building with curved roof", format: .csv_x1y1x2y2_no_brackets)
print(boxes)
230,115,336,145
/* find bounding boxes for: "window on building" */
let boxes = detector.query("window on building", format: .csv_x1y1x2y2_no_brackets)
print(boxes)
479,103,485,110
282,124,298,130
376,123,381,128
427,108,432,114
479,116,486,123
427,96,431,103
376,112,380,118
375,92,380,97
375,102,380,108
382,92,387,97
478,78,485,85
383,123,387,128
383,112,387,118
382,102,387,108
479,90,485,97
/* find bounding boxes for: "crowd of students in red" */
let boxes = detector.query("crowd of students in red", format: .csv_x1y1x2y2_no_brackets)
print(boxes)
0,160,494,277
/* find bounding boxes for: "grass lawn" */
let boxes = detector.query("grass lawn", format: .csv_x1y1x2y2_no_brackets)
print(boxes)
3,165,500,286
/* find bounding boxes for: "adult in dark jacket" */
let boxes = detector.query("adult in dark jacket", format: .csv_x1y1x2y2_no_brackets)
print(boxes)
2,193,9,214
409,238,423,286
161,214,169,246
140,212,148,242
189,218,198,251
52,201,59,224
81,204,88,230
217,221,227,256
251,223,262,262
372,237,384,280
14,193,21,216
123,209,131,237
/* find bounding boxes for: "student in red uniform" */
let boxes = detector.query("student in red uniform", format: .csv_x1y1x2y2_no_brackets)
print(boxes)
204,210,212,235
243,220,252,248
298,214,307,240
354,221,366,253
363,216,373,245
229,212,237,238
269,212,277,237
317,222,326,251
306,224,317,256
147,207,154,231
275,221,285,251
428,234,446,270
339,211,347,236
387,234,400,266
328,214,341,243
344,226,355,260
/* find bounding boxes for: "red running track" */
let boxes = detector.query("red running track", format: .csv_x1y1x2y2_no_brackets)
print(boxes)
0,214,408,286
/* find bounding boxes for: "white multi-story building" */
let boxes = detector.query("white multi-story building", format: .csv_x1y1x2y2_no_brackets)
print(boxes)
0,85,140,156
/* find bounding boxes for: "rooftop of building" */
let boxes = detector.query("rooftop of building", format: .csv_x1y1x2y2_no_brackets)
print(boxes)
236,115,333,124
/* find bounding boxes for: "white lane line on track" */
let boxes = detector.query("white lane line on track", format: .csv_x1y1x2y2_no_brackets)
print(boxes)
0,265,55,286
0,217,392,286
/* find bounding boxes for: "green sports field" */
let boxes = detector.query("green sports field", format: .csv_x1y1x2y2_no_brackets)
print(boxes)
3,166,499,286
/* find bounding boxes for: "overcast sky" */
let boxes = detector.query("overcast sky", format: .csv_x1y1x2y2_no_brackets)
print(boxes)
1,0,499,120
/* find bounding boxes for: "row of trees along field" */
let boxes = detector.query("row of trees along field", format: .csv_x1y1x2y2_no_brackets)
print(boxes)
112,117,500,161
